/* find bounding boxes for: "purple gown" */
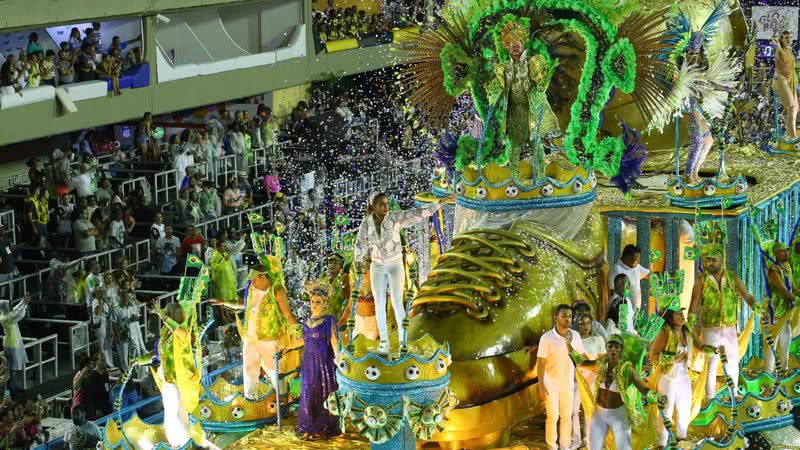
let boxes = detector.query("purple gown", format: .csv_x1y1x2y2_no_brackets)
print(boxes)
296,315,341,436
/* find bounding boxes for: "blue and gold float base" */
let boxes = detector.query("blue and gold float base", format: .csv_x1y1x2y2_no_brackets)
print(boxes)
327,334,457,449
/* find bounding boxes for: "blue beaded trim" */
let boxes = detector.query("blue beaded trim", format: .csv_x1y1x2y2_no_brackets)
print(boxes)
337,373,451,397
338,333,450,367
431,185,451,198
741,414,794,433
692,429,747,448
456,190,596,211
667,194,747,209
456,170,592,190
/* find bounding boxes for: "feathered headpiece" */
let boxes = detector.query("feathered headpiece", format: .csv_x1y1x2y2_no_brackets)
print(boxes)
304,279,330,301
660,0,732,61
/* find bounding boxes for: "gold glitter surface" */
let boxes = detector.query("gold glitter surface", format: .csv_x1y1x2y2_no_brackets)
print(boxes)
597,145,800,213
762,427,800,448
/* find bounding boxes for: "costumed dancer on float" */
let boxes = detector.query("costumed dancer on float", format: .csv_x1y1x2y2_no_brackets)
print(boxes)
354,192,453,354
578,334,660,450
651,0,739,183
485,17,561,178
772,30,798,143
212,259,297,398
688,223,757,403
321,253,350,321
295,281,340,440
131,302,219,450
755,227,799,375
649,293,718,449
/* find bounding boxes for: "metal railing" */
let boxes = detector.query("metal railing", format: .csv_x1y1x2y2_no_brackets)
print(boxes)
25,318,90,371
118,176,149,198
21,334,58,390
0,209,16,244
0,173,30,192
154,168,179,204
0,239,150,301
215,154,239,189
193,202,273,241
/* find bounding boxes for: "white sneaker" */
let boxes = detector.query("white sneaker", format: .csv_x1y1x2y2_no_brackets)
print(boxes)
376,341,390,355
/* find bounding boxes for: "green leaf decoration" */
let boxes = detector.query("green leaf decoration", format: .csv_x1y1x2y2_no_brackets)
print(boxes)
650,250,662,263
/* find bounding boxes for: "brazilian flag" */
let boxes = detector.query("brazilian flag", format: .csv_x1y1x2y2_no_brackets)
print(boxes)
683,246,698,261
649,250,662,264
248,213,264,225
186,254,204,269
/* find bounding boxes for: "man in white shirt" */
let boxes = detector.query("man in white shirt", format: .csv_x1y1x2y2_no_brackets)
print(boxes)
71,164,94,199
537,304,588,450
156,226,181,274
607,244,650,317
73,209,97,254
149,212,166,271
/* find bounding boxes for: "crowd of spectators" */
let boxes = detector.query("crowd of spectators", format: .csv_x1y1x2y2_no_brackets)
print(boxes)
0,64,433,448
312,0,430,45
0,23,142,97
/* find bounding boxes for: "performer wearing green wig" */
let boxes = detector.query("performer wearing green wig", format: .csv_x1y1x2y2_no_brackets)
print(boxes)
211,257,297,399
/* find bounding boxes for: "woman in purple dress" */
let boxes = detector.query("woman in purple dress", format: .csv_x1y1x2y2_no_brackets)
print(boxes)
296,283,341,440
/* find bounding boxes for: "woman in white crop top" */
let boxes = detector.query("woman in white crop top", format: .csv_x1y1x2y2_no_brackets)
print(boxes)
585,334,656,450
649,306,716,449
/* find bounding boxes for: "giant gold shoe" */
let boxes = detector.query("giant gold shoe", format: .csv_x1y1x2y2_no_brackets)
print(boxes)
408,186,604,448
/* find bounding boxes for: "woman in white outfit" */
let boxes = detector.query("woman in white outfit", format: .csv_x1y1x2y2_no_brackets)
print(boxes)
91,286,114,367
649,305,715,448
354,193,454,354
125,290,147,356
0,294,30,392
573,313,606,448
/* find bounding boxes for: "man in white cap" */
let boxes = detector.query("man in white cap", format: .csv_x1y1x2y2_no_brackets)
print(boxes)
0,293,30,393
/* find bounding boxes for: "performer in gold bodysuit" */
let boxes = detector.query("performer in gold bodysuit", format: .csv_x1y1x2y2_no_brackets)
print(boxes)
773,31,798,140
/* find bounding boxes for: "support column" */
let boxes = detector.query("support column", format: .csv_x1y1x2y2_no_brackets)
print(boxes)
665,219,680,272
607,216,623,265
726,218,739,273
143,15,157,89
637,217,651,313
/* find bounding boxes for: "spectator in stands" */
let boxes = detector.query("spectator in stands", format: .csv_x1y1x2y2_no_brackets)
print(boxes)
84,260,101,310
68,28,83,51
64,406,102,450
73,208,98,254
174,140,194,188
0,294,30,395
259,106,280,149
71,164,93,198
123,288,147,357
57,192,75,247
21,404,44,446
0,407,26,448
238,172,255,207
77,43,98,82
0,224,15,301
85,195,98,221
108,207,127,249
156,225,181,274
57,43,77,86
97,53,122,95
110,184,125,208
90,22,103,50
26,33,42,56
109,291,135,369
95,177,112,207
229,123,247,173
175,189,191,226
182,225,204,258
92,285,114,366
41,50,56,87
27,52,42,88
15,51,30,91
27,157,46,190
210,233,237,302
115,256,141,291
199,181,222,220
72,355,93,413
24,184,45,246
0,54,23,96
150,212,165,246
126,47,143,71
187,191,202,224
136,112,156,161
223,178,245,213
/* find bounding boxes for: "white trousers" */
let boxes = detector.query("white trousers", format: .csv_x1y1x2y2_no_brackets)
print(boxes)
161,372,191,448
588,405,631,450
95,320,114,367
370,258,406,344
545,388,574,450
130,324,147,357
354,315,379,340
765,320,792,374
658,363,692,445
242,339,280,399
703,326,739,398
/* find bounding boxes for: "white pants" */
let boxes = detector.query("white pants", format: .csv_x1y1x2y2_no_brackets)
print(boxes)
370,258,406,344
765,320,792,374
588,405,631,450
130,324,147,357
545,388,574,450
115,343,129,370
355,315,379,340
95,320,114,367
703,326,739,398
243,339,280,399
161,370,192,448
658,363,692,445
